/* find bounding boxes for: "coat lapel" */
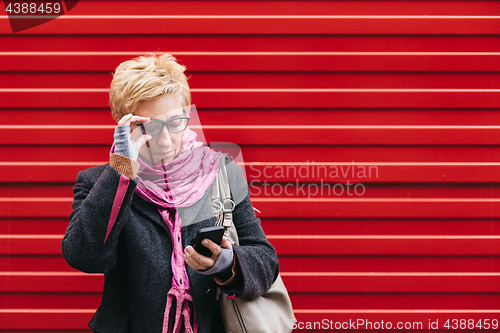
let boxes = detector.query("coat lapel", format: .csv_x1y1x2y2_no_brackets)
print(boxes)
131,194,169,233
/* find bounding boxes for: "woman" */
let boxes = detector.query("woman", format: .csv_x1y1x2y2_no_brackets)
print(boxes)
61,53,279,333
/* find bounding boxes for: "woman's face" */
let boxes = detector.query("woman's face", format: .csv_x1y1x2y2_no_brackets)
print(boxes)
133,94,186,164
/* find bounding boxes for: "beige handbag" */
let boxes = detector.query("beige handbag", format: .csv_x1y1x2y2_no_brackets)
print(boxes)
212,155,296,333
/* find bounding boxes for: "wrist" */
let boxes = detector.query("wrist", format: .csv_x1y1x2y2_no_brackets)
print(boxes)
197,247,234,276
113,126,139,160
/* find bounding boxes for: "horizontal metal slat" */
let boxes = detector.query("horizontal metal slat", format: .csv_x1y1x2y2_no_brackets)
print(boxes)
26,1,500,16
1,309,499,330
4,293,497,314
262,219,500,237
4,255,500,273
0,199,72,218
1,272,498,293
2,89,500,108
2,216,499,235
245,163,500,183
5,72,500,90
3,162,500,183
294,310,500,331
3,126,500,145
6,109,500,127
2,235,499,255
268,236,500,255
2,329,92,333
0,235,63,254
0,272,103,292
7,183,500,200
3,198,500,218
0,293,100,310
2,218,500,240
2,52,500,71
1,36,499,53
278,256,500,273
281,272,500,292
0,309,93,330
3,146,500,163
251,198,500,218
0,126,113,145
2,16,500,35
0,162,101,182
236,146,500,163
5,109,500,126
0,256,75,272
0,219,69,235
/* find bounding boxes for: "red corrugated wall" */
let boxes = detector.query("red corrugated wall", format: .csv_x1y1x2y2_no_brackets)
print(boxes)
1,0,500,331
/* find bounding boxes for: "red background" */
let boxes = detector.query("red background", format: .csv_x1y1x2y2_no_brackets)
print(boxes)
1,1,500,331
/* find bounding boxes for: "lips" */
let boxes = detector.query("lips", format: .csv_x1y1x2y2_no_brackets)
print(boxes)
155,151,174,159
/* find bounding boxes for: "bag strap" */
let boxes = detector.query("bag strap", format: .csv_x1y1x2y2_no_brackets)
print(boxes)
212,155,236,240
218,156,235,228
212,166,223,225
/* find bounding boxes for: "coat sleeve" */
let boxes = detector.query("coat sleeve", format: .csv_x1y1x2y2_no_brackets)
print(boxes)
216,162,280,299
61,161,138,274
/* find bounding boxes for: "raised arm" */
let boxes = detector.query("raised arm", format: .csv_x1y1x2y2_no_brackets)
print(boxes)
61,158,138,273
62,113,151,273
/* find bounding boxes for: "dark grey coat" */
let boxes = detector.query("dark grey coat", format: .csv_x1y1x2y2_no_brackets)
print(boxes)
61,160,279,333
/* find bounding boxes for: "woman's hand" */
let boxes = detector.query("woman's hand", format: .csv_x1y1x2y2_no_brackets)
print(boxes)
114,113,152,160
184,236,232,271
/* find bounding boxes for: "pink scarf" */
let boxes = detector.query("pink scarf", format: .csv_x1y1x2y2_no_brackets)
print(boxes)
110,128,223,333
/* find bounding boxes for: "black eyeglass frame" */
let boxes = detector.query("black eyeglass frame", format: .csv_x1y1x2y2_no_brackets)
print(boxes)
139,108,191,136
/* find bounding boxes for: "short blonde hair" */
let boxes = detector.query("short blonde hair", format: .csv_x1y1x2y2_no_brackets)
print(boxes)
109,53,191,122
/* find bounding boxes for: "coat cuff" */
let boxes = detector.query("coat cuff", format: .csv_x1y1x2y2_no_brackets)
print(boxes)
198,247,234,276
212,255,242,287
110,153,140,180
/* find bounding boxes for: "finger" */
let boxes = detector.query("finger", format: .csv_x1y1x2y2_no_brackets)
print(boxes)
202,239,222,258
119,114,150,128
185,245,215,269
130,120,151,141
129,115,150,124
130,118,150,140
221,236,232,250
118,113,133,126
135,134,152,150
130,124,144,141
184,246,204,270
129,116,150,131
184,247,204,270
187,250,213,271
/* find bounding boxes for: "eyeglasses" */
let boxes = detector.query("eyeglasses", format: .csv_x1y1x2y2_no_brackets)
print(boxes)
139,108,190,136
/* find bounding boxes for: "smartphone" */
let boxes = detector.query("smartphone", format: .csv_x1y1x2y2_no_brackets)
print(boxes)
190,226,225,257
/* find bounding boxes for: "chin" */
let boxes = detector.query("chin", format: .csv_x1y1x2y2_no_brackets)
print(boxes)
138,152,178,165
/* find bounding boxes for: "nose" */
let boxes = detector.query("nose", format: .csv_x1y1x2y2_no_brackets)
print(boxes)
157,125,173,146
